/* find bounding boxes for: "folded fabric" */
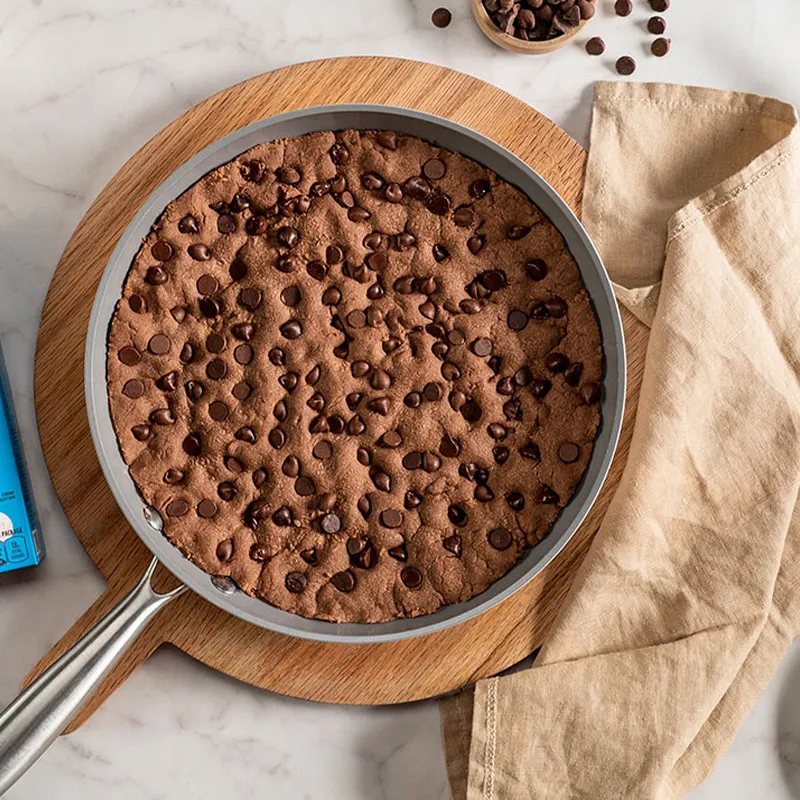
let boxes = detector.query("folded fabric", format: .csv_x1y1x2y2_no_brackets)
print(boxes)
441,82,800,799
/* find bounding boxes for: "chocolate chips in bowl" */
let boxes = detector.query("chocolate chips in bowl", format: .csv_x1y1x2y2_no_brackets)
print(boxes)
472,0,596,53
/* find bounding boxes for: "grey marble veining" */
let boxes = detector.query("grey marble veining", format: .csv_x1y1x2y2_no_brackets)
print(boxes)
1,1,799,797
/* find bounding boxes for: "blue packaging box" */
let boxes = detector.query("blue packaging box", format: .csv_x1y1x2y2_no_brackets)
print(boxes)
0,341,44,573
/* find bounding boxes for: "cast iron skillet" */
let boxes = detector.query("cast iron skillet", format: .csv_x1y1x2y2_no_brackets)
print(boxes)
0,105,625,793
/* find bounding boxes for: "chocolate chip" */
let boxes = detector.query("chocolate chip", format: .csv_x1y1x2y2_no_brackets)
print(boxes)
166,498,189,517
488,528,512,551
648,15,666,34
651,37,671,57
199,297,221,318
346,310,367,329
330,142,350,165
356,447,372,466
217,214,236,234
347,415,366,435
182,433,202,456
233,382,252,401
402,451,423,471
581,382,601,405
496,377,514,396
239,287,262,311
467,236,485,254
295,476,316,496
313,440,333,460
370,369,391,390
423,158,446,180
520,441,541,462
282,456,300,477
400,566,422,589
404,491,423,509
545,352,569,373
196,499,218,519
253,469,269,488
273,506,294,526
145,266,168,285
321,513,342,534
427,193,451,216
269,348,286,366
246,543,268,562
649,0,668,9
217,482,237,502
236,426,257,444
423,382,442,402
224,456,244,474
537,485,560,504
460,400,482,423
271,249,297,271
388,544,408,562
447,329,466,346
300,548,318,565
565,362,583,386
453,206,475,227
273,400,288,421
432,7,452,27
493,446,510,465
487,423,508,440
280,320,303,339
118,346,141,366
321,287,342,306
559,442,581,463
616,56,636,75
439,432,460,458
514,367,532,387
345,393,363,412
246,215,268,235
234,344,253,365
448,504,467,526
404,391,422,408
474,484,494,502
309,415,329,433
614,0,632,14
268,427,286,449
151,241,174,261
307,392,326,412
507,225,531,240
348,205,371,222
384,183,403,203
128,294,147,314
206,333,225,354
206,358,227,381
208,401,229,421
285,572,307,594
503,399,522,420
422,452,441,473
178,215,200,234
432,244,449,263
404,176,433,202
586,36,605,56
122,379,144,399
331,569,356,592
489,357,502,376
188,243,211,261
507,310,528,331
185,381,203,402
380,509,403,528
306,260,327,281
441,362,461,381
442,534,462,557
471,338,492,357
131,425,151,441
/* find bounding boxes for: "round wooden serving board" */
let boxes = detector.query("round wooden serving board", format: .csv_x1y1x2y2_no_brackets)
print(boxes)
28,57,647,726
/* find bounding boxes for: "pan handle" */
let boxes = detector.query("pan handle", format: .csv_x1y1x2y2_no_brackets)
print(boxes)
0,557,186,795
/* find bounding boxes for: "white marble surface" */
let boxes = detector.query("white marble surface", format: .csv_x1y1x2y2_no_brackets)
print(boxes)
1,1,799,797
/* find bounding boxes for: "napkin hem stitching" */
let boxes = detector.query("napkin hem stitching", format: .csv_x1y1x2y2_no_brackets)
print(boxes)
484,677,498,800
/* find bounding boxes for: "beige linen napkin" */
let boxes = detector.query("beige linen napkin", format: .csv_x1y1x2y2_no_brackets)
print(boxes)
441,82,800,799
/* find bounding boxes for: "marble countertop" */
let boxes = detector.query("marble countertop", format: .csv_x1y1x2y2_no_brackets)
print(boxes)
1,1,799,797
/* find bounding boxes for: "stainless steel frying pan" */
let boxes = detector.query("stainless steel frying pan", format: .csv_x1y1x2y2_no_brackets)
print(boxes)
0,105,626,794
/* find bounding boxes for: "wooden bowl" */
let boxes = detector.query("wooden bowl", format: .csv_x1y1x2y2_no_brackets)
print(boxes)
471,0,591,54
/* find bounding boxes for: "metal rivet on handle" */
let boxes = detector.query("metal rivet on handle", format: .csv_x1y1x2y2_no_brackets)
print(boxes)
143,506,164,532
210,575,238,595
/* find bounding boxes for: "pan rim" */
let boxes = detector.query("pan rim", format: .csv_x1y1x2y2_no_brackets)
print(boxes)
85,103,626,644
